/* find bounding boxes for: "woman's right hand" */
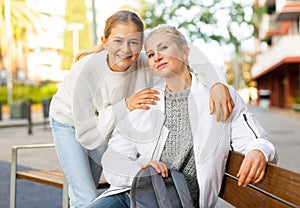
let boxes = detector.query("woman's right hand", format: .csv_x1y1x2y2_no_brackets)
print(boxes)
141,160,168,178
125,88,160,111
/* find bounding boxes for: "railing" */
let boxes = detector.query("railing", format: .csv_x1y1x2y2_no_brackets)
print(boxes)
251,35,300,79
277,0,300,12
285,0,300,4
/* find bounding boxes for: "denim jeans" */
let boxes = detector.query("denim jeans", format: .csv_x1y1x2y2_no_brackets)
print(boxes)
50,117,105,208
88,192,130,208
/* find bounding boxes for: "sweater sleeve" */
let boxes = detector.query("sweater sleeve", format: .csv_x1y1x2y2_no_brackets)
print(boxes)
72,82,129,150
71,55,130,150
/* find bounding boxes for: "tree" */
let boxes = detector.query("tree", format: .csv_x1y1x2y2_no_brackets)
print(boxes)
141,0,255,53
0,0,39,80
61,0,92,70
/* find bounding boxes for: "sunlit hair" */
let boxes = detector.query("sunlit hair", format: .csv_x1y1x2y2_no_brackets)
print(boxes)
145,24,190,68
76,10,144,61
144,25,188,50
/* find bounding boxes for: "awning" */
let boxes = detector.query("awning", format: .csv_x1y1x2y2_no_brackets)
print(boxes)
277,3,300,21
252,56,300,80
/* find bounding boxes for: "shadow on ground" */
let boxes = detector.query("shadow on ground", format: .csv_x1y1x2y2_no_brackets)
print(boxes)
0,160,62,208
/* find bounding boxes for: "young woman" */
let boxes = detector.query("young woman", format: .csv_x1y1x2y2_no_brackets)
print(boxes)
49,11,234,207
89,25,277,208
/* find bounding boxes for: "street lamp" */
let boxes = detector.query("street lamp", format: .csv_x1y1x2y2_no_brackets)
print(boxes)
91,0,97,46
67,23,84,61
4,0,13,108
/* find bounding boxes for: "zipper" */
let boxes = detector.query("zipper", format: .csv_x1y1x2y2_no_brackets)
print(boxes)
243,114,258,138
230,140,234,151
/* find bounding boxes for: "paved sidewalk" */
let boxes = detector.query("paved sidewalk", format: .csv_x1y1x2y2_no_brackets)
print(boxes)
250,106,300,173
0,105,300,208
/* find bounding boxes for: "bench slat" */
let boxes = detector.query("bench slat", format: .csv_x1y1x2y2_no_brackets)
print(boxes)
17,169,64,188
220,151,300,207
16,169,110,190
221,176,292,207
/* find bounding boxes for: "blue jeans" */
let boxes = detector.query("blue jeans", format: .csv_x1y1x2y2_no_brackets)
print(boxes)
88,192,130,208
50,117,106,208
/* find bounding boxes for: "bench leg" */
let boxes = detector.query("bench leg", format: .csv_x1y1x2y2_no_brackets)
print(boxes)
62,175,69,208
10,147,18,208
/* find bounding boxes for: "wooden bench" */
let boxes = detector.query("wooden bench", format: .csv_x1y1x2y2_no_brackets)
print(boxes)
219,151,300,208
9,143,109,208
10,144,68,208
10,144,300,208
16,169,64,188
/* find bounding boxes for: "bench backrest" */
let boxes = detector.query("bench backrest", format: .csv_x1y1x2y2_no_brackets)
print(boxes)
219,151,300,208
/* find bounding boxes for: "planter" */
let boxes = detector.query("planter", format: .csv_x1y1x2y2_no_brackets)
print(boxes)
10,102,28,119
0,102,2,120
42,98,52,118
291,103,300,112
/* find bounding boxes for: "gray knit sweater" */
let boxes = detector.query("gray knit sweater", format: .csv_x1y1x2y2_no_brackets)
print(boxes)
160,87,199,206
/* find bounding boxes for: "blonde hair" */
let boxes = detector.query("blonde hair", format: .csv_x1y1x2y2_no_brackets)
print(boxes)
145,25,190,67
75,10,144,61
144,25,188,50
75,44,104,61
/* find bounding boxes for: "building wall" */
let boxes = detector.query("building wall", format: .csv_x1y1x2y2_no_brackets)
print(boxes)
252,0,300,109
257,63,300,108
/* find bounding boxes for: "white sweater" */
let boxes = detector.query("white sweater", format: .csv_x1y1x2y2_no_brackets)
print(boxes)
49,51,154,149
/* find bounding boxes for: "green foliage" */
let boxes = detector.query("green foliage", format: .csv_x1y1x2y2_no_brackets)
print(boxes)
62,0,92,70
295,97,300,104
252,5,266,38
141,0,255,53
0,83,58,104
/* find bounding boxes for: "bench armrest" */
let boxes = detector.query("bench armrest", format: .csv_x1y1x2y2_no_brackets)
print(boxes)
12,143,55,150
11,143,55,172
10,143,56,208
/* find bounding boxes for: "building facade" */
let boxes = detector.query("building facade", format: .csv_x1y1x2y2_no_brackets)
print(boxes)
251,0,300,109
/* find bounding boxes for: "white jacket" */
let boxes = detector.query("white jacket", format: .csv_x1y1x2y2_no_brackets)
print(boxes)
100,73,277,207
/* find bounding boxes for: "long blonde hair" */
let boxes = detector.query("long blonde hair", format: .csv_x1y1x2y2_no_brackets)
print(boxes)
75,10,144,61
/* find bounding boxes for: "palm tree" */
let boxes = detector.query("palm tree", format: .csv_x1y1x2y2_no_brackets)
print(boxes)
0,0,40,81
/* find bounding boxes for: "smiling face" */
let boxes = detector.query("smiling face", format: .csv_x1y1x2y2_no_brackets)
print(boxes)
101,21,143,72
145,31,189,79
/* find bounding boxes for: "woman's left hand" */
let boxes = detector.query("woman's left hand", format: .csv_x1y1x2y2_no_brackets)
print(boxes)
209,83,235,122
236,150,267,187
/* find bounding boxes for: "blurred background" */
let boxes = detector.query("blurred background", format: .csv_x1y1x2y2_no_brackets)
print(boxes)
0,0,300,115
1,1,300,207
